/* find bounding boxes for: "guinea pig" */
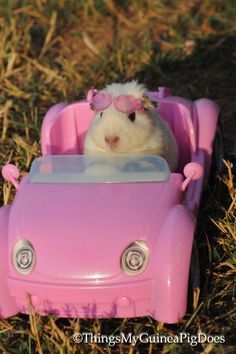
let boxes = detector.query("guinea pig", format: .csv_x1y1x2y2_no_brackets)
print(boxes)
84,80,179,171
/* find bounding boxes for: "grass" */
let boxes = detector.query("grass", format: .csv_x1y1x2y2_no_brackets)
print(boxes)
0,0,236,353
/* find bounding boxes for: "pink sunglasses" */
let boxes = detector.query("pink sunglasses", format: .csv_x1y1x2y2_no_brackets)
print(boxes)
87,89,143,114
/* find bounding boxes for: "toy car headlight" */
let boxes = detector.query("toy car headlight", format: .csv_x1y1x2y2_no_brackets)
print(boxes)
121,241,149,276
12,240,36,275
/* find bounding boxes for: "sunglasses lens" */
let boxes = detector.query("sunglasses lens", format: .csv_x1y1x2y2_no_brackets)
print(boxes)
90,93,111,111
114,95,142,113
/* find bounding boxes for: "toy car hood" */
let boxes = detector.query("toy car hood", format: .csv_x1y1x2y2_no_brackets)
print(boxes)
8,155,183,282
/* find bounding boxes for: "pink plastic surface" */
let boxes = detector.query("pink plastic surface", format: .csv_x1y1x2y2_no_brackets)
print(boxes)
194,98,220,178
2,164,20,189
0,206,18,317
0,87,220,323
41,101,94,155
182,162,203,191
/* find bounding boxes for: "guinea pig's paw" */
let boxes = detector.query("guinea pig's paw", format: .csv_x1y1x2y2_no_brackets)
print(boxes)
84,163,120,176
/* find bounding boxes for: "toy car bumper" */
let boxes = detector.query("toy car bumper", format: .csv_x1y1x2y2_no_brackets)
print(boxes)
7,277,153,318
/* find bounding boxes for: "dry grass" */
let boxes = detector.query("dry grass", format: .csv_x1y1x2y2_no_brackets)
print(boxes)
0,1,236,353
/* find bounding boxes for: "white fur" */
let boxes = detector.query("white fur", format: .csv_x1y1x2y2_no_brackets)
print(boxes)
100,80,148,98
84,81,179,171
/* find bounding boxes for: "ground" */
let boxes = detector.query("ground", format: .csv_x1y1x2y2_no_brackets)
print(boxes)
0,1,235,353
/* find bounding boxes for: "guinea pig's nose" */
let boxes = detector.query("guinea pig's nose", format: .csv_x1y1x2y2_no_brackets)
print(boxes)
105,135,120,147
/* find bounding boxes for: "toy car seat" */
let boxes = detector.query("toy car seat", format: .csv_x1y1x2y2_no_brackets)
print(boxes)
41,88,196,171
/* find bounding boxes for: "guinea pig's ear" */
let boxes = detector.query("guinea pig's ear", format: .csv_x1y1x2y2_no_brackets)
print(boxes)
141,93,159,110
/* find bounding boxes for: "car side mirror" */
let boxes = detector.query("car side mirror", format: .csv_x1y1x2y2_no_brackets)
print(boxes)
2,164,20,189
182,162,203,191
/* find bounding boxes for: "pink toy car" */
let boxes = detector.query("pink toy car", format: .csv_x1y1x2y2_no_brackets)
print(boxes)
0,87,220,323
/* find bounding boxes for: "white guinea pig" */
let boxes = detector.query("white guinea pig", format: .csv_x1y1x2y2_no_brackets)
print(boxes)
84,80,179,171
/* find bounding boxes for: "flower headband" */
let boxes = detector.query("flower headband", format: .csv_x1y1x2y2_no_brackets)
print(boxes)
87,89,143,114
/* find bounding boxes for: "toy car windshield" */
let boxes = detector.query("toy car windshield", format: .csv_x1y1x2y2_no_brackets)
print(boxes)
29,155,171,184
